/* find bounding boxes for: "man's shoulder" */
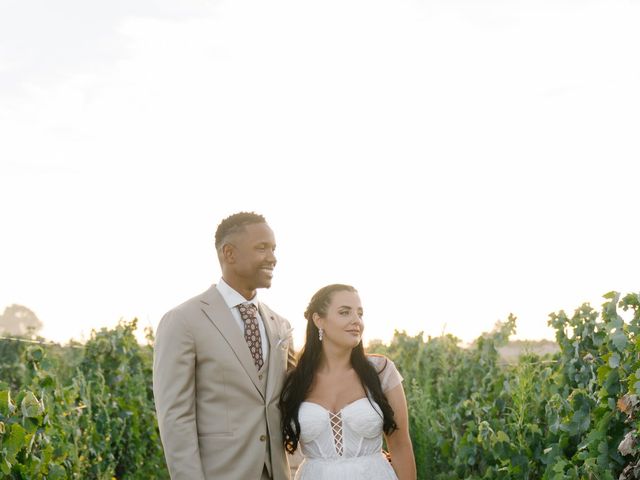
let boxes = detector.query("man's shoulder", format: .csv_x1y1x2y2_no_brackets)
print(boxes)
162,285,218,319
155,287,220,341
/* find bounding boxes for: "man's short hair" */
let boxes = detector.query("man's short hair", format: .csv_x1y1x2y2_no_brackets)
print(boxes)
215,212,267,250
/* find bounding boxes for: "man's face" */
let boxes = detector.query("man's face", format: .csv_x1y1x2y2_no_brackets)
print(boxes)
226,222,277,293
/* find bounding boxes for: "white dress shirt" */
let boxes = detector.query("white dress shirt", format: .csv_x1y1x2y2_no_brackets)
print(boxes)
216,278,270,359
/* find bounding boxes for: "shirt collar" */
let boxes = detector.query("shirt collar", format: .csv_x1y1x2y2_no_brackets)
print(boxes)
216,277,258,310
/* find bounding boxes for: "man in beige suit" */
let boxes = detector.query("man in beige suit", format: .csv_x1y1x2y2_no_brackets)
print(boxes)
153,212,295,480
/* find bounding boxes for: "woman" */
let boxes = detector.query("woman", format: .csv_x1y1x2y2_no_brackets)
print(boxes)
280,284,416,480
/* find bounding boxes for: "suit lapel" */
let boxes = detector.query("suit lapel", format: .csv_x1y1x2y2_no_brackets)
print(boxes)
200,286,263,398
260,303,280,402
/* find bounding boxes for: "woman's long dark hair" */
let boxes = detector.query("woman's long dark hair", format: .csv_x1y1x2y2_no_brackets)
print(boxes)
279,284,398,454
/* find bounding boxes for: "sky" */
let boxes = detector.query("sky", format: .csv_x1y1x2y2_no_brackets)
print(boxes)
1,0,639,348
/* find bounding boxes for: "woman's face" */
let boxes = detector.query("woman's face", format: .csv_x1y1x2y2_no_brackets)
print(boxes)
315,290,364,349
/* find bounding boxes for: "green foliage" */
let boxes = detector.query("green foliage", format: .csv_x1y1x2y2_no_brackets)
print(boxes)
0,319,168,479
373,292,640,479
2,292,640,479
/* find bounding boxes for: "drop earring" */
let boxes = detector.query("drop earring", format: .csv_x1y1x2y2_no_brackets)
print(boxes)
318,328,324,341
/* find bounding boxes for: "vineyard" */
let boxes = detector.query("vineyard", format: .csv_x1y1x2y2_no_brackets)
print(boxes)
1,291,639,479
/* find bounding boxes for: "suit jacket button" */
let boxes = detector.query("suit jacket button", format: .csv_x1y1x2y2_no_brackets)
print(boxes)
259,435,267,442
258,374,263,380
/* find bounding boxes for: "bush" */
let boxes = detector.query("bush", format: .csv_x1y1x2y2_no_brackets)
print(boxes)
2,292,640,479
0,319,168,479
373,292,640,479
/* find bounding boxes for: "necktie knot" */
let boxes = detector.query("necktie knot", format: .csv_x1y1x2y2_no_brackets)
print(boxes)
238,303,258,322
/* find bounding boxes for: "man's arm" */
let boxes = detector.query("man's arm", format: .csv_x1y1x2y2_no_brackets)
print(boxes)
153,309,205,480
283,318,297,372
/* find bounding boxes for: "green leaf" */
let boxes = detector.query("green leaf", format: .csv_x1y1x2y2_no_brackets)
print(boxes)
28,346,44,362
603,368,620,396
603,291,619,300
5,423,26,460
609,352,621,368
597,364,612,384
20,391,43,419
48,464,66,480
1,457,11,475
0,390,16,416
611,315,624,330
611,329,628,351
565,404,591,436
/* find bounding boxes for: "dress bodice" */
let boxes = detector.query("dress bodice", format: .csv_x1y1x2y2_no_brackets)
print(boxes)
298,397,384,459
293,355,402,480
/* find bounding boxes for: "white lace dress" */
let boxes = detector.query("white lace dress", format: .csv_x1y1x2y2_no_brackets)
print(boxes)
294,355,403,480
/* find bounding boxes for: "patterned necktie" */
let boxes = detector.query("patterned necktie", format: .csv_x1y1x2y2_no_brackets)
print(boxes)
238,303,264,370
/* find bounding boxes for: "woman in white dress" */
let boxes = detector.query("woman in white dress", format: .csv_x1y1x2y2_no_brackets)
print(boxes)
280,284,416,480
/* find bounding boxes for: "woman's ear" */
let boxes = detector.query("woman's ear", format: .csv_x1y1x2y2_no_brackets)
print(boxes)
312,312,323,330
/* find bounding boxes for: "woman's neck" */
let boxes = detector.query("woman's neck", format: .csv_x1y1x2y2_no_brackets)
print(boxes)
318,343,353,373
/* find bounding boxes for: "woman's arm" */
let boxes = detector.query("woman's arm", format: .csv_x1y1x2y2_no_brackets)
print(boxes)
384,384,416,480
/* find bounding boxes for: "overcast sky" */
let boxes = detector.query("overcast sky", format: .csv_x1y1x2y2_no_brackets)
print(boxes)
1,0,639,347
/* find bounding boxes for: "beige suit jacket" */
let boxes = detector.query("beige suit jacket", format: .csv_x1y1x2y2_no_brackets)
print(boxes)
153,285,295,480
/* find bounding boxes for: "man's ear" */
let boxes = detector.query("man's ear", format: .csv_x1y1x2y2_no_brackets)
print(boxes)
221,243,235,264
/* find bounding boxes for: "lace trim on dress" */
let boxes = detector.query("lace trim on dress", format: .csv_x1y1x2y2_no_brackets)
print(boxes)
328,411,344,456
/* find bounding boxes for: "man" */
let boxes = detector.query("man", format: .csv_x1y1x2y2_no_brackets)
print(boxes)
153,212,295,480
